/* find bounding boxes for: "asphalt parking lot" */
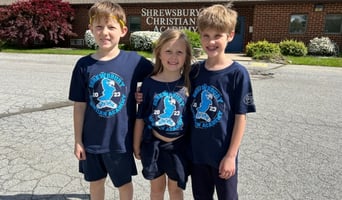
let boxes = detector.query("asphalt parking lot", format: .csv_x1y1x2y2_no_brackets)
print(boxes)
0,52,341,200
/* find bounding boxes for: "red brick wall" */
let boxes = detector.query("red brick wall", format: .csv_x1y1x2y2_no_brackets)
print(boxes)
252,2,342,50
235,5,254,51
71,3,207,46
71,5,90,40
73,6,90,37
70,2,341,51
122,3,207,43
71,3,254,49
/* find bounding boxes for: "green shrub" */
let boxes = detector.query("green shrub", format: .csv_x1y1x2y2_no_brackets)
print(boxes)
0,40,6,51
183,30,201,48
245,40,288,63
279,39,307,56
245,40,281,57
118,43,130,50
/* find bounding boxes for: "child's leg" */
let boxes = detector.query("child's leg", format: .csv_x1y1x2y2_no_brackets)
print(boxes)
104,152,137,200
215,155,238,200
89,178,106,200
150,174,166,200
118,182,133,200
191,164,215,200
167,178,183,200
215,171,238,200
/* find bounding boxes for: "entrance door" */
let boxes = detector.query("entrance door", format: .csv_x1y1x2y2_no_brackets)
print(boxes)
225,16,245,53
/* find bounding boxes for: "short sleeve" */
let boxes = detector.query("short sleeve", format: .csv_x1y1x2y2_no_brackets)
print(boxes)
234,67,256,114
68,60,87,102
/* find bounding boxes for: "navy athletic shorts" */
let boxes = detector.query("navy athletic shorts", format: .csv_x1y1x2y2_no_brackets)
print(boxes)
140,135,190,189
79,152,138,187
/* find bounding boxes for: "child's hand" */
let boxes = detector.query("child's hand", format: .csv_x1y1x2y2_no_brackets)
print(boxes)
135,82,143,104
133,147,141,160
218,155,236,180
135,92,143,104
74,142,86,160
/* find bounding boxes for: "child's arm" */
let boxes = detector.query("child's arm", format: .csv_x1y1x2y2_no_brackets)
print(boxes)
73,102,87,160
133,119,144,160
219,114,246,179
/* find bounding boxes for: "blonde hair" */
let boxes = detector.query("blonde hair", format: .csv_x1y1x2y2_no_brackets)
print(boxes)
197,3,237,34
153,29,192,94
88,1,126,28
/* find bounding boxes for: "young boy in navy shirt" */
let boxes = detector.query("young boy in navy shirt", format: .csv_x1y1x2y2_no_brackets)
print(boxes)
189,3,256,200
68,1,153,199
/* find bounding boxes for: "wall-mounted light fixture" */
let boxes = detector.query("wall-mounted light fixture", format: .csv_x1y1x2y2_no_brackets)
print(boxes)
249,26,253,33
314,4,324,12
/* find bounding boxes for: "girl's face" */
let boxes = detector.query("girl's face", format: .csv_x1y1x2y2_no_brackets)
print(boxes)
89,16,127,51
159,38,187,74
200,28,234,58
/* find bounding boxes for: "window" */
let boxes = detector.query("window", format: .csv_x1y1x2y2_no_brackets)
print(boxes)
70,39,84,46
128,16,141,32
289,14,307,34
325,14,342,34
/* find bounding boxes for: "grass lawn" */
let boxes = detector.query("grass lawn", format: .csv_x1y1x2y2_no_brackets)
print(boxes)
286,55,342,68
1,47,341,67
1,47,153,59
2,47,96,55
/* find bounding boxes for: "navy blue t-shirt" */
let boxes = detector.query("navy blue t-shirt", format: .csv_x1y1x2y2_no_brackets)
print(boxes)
190,61,256,168
136,77,189,138
68,51,153,154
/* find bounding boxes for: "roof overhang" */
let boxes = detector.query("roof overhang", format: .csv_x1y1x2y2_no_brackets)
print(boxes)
0,0,340,6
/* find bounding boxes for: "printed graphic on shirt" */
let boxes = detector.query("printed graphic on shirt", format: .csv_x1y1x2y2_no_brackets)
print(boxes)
89,72,126,118
243,93,254,105
155,96,176,126
149,90,185,132
191,84,224,128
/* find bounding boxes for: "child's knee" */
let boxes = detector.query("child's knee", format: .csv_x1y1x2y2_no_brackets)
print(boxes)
90,178,106,188
89,178,106,199
167,179,182,193
167,182,183,200
118,182,133,200
118,182,133,191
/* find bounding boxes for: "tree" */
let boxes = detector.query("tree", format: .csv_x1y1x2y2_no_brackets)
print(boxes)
0,0,76,47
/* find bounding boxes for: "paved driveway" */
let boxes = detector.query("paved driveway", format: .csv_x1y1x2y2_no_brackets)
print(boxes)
0,52,341,199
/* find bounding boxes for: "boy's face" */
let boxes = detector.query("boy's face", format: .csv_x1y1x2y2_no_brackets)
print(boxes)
199,28,234,57
89,16,127,51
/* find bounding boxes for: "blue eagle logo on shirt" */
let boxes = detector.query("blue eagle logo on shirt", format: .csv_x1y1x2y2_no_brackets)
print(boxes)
155,96,176,126
191,84,223,128
195,90,212,122
88,72,126,118
149,91,185,132
96,78,117,109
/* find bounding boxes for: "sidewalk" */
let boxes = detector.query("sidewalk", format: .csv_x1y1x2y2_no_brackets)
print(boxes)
197,53,253,61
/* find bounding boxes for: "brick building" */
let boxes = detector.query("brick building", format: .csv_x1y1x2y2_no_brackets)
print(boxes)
1,0,341,52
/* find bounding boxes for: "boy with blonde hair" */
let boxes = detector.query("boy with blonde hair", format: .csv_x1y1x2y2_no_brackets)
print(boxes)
68,1,153,199
189,3,256,200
